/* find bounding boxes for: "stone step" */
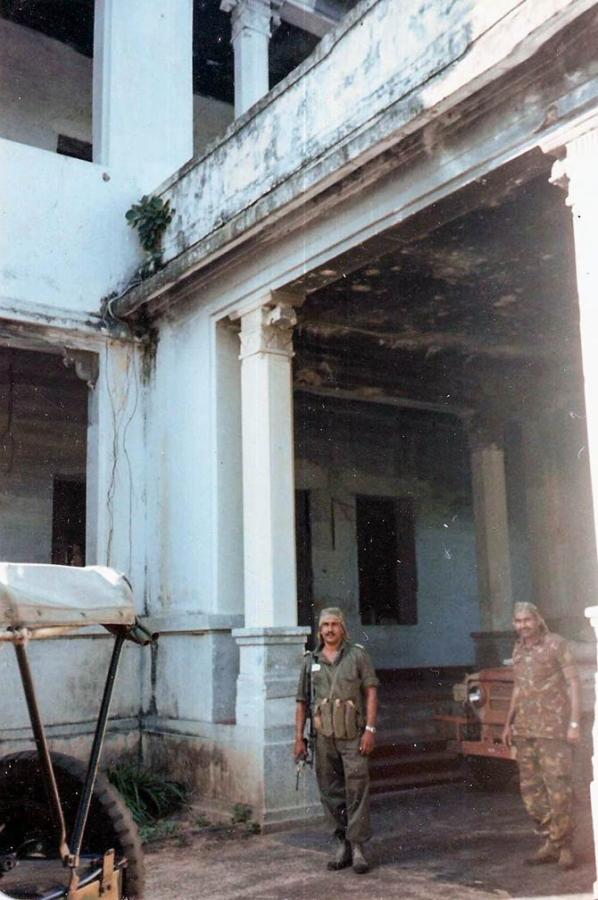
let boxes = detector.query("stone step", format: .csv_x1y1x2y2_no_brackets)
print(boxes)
370,767,465,795
372,738,450,760
370,750,459,782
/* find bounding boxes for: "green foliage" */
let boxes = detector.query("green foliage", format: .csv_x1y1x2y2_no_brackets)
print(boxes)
107,762,187,827
231,803,253,824
125,195,175,277
139,819,181,845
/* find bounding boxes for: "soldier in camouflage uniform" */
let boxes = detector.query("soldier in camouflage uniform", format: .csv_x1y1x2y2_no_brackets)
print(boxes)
502,602,581,870
294,607,379,874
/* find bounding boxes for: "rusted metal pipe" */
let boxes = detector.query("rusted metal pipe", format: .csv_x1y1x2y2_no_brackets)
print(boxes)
13,636,70,863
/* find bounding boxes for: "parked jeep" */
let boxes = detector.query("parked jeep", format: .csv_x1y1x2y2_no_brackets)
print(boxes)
438,667,518,790
439,653,595,792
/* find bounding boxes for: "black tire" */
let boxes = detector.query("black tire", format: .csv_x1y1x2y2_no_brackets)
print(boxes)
0,751,144,899
464,755,518,792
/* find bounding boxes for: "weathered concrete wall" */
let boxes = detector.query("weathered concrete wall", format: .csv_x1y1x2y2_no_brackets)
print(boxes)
143,307,216,616
0,14,223,322
0,633,143,761
295,398,481,668
0,339,147,760
0,20,233,159
0,137,141,321
118,0,597,318
0,19,92,153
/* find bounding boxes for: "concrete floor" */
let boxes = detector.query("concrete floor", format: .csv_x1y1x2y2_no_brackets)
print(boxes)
145,783,596,900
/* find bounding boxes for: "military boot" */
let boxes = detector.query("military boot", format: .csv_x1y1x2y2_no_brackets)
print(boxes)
525,839,559,865
351,843,369,875
326,835,352,871
558,846,575,870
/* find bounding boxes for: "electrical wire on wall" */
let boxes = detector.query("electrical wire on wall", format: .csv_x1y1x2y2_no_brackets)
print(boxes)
103,341,140,575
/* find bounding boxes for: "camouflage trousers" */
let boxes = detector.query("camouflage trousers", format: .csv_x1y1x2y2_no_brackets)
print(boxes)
514,738,574,848
315,732,371,844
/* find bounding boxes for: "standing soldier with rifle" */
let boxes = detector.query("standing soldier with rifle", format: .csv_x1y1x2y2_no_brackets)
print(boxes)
294,607,379,874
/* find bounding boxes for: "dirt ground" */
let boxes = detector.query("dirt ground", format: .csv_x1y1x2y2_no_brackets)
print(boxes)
143,783,596,900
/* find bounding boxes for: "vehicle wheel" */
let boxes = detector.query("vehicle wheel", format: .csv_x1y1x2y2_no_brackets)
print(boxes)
0,751,144,899
464,755,518,792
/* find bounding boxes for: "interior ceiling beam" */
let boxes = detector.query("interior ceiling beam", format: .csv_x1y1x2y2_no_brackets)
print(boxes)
286,151,550,297
296,322,568,361
280,0,344,36
294,383,471,417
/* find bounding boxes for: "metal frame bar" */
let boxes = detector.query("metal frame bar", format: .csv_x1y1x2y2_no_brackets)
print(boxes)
13,637,70,863
69,629,126,866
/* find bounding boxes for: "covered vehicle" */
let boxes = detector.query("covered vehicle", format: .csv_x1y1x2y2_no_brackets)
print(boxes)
0,564,156,900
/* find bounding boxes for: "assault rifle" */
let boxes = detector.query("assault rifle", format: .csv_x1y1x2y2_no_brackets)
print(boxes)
295,651,317,790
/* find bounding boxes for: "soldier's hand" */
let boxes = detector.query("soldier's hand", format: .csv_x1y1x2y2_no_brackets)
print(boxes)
294,737,308,761
501,725,512,747
359,730,375,756
567,723,581,745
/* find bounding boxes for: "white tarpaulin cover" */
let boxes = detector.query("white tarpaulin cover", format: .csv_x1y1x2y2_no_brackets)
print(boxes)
0,564,135,629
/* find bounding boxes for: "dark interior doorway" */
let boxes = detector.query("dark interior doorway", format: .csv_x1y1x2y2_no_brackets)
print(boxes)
51,476,86,566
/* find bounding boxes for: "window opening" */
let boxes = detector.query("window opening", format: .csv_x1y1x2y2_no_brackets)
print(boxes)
57,134,92,161
356,495,417,625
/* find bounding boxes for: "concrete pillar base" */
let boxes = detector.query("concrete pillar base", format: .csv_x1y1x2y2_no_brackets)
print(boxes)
471,630,514,668
233,626,320,827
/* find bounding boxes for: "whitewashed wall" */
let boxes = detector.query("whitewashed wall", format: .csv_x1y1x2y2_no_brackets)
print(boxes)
0,20,233,163
0,17,232,323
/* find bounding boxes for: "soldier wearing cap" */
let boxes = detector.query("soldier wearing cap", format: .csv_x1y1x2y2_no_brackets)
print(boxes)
294,607,379,874
502,601,581,869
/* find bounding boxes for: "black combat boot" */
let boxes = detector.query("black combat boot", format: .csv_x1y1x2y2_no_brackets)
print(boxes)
326,835,352,870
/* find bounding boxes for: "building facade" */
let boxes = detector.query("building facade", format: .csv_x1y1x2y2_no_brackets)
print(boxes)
2,0,598,879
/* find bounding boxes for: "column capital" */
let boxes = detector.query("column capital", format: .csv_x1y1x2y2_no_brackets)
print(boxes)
63,348,99,388
465,413,505,452
220,0,283,40
238,302,297,360
542,114,598,208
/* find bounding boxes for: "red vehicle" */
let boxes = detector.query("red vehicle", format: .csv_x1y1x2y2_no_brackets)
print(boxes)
438,667,518,790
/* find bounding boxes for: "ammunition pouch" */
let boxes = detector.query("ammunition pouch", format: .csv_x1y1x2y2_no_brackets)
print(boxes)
314,698,359,740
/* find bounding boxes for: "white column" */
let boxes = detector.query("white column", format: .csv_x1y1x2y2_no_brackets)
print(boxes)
239,302,298,627
521,414,568,620
550,122,598,545
469,420,514,636
93,0,193,186
549,118,598,899
230,299,314,828
220,0,281,116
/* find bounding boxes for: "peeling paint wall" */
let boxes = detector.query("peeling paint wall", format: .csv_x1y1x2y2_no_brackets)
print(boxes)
140,0,593,291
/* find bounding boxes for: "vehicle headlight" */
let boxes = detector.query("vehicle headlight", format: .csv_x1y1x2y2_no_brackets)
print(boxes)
467,684,485,706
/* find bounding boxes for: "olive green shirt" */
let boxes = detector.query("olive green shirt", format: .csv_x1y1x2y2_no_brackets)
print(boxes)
296,640,379,723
